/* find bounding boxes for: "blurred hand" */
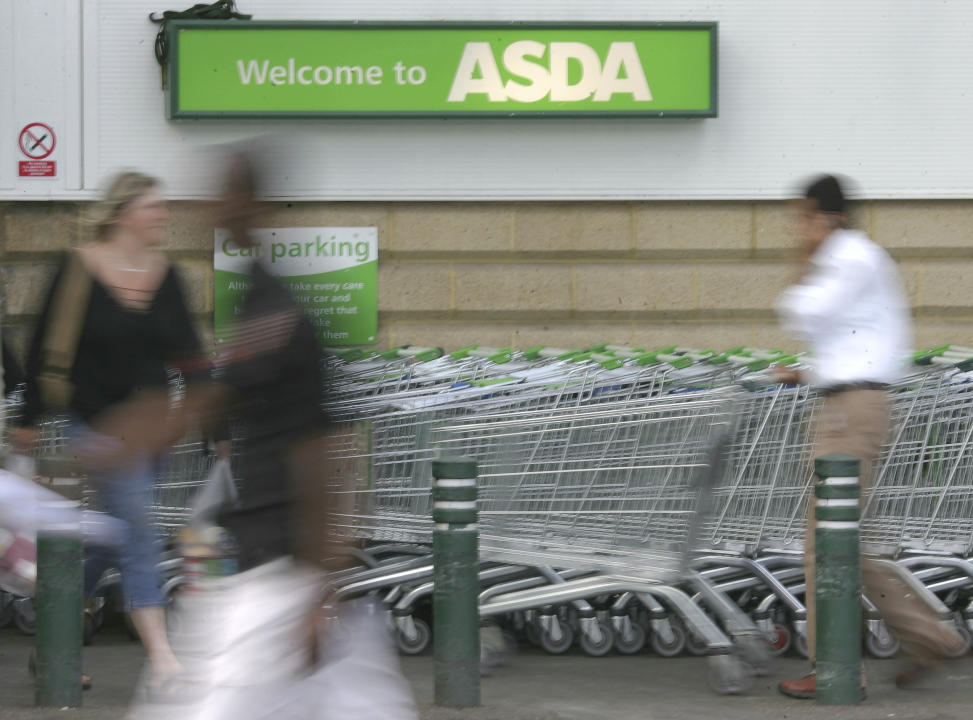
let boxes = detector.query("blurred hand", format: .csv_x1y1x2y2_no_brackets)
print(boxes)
10,427,39,453
772,367,802,385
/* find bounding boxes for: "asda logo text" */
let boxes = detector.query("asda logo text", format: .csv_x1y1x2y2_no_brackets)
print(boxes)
447,41,652,103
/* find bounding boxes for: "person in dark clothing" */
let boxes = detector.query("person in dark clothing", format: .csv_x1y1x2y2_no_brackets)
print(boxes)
212,150,331,572
124,151,341,717
12,171,207,690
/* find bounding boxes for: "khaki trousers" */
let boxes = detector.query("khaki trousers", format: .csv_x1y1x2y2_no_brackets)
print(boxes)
805,390,965,668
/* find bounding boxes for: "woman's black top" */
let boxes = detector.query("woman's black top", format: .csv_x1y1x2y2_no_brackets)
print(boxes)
22,251,203,426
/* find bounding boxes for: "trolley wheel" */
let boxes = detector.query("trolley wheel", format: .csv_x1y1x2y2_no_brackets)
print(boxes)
707,654,754,695
396,617,432,655
614,621,647,655
946,625,972,658
539,622,575,654
579,619,615,657
685,627,710,657
864,625,900,659
14,598,36,636
650,621,687,657
792,628,809,659
764,622,792,656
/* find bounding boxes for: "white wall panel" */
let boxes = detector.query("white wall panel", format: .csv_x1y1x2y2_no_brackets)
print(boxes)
5,0,973,199
3,1,81,197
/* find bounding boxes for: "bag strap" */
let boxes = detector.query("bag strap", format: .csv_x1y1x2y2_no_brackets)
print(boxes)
41,249,93,379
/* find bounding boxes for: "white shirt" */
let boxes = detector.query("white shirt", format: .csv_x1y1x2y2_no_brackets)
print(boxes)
775,228,912,388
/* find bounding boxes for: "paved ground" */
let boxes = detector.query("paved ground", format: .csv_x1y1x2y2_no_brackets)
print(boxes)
2,623,973,720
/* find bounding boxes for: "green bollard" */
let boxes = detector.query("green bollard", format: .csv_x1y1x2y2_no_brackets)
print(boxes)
34,455,84,708
431,456,480,708
814,454,862,706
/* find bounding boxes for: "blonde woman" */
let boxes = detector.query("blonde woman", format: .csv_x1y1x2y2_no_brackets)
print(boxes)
13,171,209,695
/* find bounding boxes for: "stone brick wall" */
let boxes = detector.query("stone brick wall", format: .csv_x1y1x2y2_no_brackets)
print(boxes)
1,199,971,361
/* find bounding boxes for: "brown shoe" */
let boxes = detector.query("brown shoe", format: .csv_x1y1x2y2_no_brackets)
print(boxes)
779,673,816,699
779,673,867,701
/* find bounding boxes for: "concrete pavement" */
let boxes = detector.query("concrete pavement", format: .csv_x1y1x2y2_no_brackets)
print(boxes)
2,624,973,720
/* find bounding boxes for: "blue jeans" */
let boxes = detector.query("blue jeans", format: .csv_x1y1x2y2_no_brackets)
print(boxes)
71,420,166,610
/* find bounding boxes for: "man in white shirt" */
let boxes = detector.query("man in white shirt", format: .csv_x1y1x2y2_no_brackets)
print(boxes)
774,175,965,699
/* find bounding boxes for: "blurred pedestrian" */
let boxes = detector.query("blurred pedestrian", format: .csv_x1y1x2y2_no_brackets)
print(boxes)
128,150,416,719
13,171,210,693
774,174,966,699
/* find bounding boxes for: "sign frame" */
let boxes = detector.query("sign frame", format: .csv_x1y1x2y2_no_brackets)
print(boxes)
165,20,718,120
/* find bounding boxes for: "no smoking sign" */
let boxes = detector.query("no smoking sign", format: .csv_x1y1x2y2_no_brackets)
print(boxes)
18,122,57,178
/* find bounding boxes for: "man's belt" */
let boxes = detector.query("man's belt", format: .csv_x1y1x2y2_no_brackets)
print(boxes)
820,381,889,397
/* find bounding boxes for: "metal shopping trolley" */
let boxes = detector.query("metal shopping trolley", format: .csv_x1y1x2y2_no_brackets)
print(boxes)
432,384,771,693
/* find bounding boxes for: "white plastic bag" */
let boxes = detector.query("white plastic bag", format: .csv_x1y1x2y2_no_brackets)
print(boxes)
189,459,238,527
128,565,417,720
302,599,419,720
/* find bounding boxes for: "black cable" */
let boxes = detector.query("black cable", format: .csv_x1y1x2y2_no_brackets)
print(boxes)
149,1,252,87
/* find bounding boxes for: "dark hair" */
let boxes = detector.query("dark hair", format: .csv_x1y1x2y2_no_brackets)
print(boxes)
803,174,846,214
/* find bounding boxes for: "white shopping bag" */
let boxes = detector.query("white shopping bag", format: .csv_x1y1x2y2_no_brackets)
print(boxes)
303,600,419,720
189,459,238,527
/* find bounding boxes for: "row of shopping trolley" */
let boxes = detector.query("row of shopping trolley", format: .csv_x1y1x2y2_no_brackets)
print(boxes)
3,342,973,694
312,341,973,693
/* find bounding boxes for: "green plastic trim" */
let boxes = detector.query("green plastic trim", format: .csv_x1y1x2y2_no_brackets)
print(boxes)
745,359,770,372
433,507,478,524
418,349,444,362
433,485,478,503
585,344,609,353
432,456,478,480
470,376,519,387
815,505,861,522
449,345,479,360
815,454,861,479
635,352,660,366
815,484,860,500
331,348,363,362
667,357,693,370
598,357,625,370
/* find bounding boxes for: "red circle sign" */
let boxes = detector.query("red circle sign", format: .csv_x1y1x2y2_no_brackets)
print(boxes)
19,123,56,160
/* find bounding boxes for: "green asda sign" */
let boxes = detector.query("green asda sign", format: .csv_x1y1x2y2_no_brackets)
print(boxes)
214,227,378,347
167,21,717,118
